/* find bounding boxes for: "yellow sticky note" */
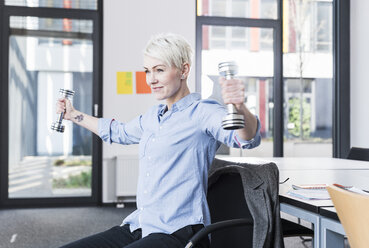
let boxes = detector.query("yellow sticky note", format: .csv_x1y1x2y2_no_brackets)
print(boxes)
117,72,133,94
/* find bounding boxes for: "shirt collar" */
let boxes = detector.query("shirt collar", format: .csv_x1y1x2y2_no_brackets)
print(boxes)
158,105,168,117
157,93,201,116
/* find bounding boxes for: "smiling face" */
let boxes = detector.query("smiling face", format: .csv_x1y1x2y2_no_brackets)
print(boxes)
144,55,189,108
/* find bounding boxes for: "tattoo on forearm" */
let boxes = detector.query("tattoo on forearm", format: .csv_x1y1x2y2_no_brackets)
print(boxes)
74,114,84,122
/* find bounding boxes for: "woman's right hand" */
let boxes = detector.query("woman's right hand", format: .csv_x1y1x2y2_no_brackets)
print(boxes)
56,98,75,121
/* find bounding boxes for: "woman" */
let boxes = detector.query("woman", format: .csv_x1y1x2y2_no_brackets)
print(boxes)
58,33,261,248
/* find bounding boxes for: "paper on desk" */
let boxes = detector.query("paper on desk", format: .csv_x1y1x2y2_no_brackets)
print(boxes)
287,189,330,200
346,187,369,196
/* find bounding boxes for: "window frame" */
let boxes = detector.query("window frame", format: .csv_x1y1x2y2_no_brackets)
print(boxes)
333,0,350,158
0,0,103,208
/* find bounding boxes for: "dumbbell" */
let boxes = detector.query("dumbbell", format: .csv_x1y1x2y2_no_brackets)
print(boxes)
218,61,245,130
51,88,75,133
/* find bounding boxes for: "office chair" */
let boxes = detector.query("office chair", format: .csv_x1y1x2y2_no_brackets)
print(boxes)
185,173,253,248
347,147,369,161
327,185,369,248
185,159,284,248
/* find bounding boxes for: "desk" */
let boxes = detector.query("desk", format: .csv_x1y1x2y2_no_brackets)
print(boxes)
278,170,363,248
319,207,345,248
217,156,369,170
216,157,369,248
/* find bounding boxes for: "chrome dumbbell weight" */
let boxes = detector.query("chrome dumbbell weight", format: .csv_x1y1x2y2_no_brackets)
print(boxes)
218,61,245,130
51,88,75,133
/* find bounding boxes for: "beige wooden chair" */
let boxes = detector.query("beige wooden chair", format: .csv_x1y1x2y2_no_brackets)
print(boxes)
327,185,369,248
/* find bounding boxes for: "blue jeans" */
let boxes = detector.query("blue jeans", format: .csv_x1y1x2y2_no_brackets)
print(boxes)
60,224,209,248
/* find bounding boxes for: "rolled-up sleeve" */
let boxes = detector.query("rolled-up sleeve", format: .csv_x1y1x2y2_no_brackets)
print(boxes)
98,118,114,143
98,116,143,145
233,116,261,149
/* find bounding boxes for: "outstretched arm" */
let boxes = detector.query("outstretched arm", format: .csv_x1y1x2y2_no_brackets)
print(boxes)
56,98,99,136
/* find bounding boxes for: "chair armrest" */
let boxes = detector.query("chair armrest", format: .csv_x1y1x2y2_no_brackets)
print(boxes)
184,218,253,248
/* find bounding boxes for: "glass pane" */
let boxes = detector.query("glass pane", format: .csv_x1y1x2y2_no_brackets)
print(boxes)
8,17,93,198
201,25,274,157
5,0,98,10
10,16,93,34
316,2,333,51
197,0,277,19
283,0,333,157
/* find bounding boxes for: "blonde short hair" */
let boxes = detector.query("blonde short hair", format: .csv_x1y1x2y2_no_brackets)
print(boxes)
144,33,193,69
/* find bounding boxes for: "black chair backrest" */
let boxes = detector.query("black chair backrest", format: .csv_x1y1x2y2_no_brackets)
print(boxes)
207,172,253,248
347,147,369,161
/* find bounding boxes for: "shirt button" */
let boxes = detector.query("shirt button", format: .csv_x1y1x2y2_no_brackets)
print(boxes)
144,190,147,194
146,173,150,177
159,126,162,130
148,156,151,160
152,138,155,142
140,207,144,210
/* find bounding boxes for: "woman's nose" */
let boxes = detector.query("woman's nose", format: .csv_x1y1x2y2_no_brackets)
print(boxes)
147,72,158,84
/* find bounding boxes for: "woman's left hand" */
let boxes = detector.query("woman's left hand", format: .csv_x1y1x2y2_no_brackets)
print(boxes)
219,77,245,110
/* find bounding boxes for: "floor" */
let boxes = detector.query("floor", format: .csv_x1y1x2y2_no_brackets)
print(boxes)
0,206,313,248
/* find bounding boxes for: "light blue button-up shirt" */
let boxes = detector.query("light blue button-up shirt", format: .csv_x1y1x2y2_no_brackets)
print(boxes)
98,93,261,237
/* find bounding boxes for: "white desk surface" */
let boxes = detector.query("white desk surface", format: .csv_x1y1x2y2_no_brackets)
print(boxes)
215,156,369,211
279,169,369,190
215,156,369,170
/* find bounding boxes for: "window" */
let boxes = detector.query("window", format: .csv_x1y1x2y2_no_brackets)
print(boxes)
316,1,332,52
197,0,350,157
1,0,102,207
197,0,277,19
5,0,98,10
283,0,333,157
197,8,280,157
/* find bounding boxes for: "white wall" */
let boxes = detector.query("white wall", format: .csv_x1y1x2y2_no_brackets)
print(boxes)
351,0,369,148
103,0,196,202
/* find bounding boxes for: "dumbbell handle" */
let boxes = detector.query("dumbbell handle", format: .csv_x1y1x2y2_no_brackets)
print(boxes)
224,73,239,114
227,104,238,114
57,111,65,123
224,73,233,80
51,88,74,133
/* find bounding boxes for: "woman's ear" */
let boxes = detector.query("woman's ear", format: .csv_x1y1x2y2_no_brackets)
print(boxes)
181,63,190,79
